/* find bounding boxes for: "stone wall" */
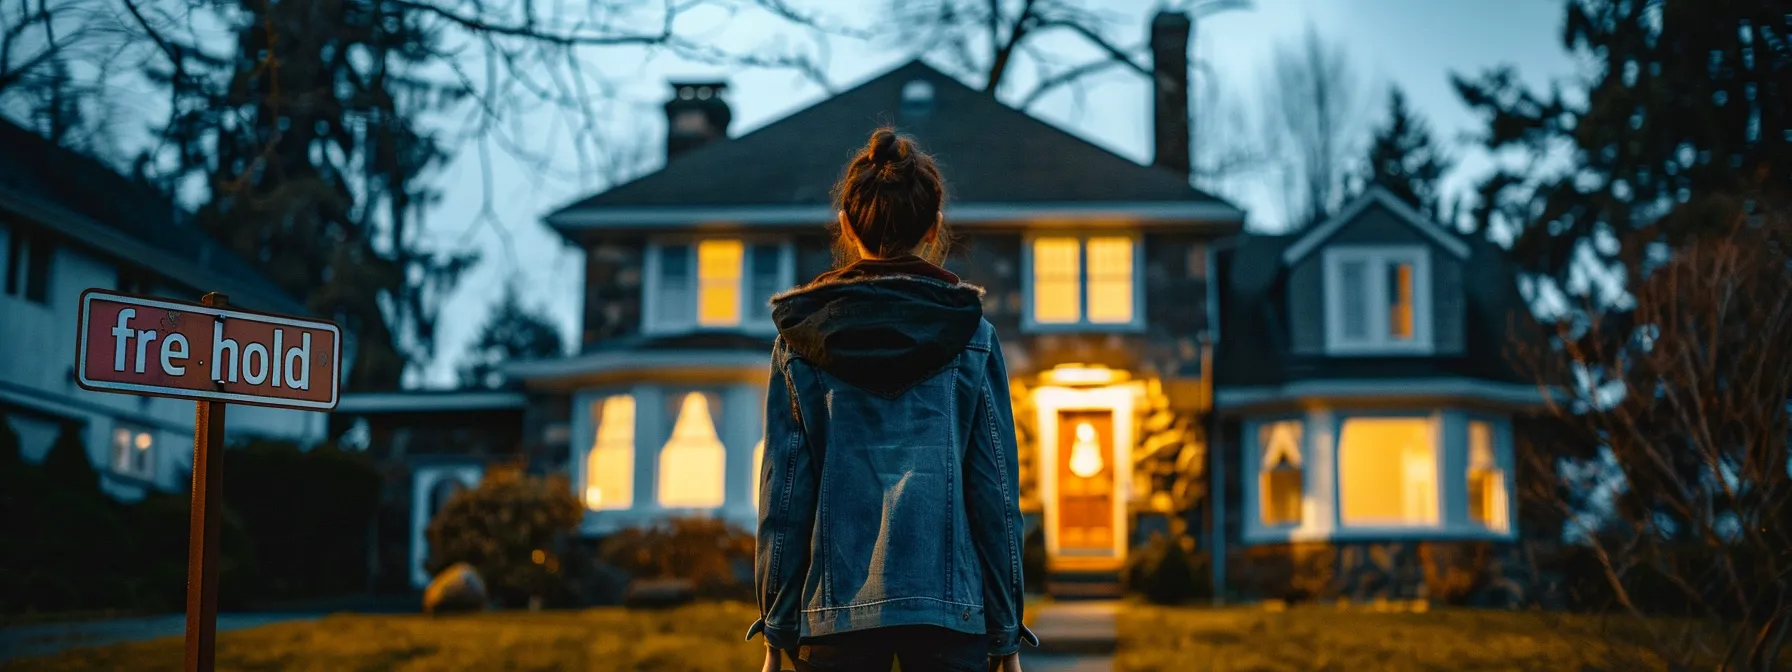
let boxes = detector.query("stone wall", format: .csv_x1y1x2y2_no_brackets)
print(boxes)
581,238,646,349
1225,540,1530,607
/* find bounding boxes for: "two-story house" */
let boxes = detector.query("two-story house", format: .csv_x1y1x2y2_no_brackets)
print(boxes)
0,118,330,501
1209,187,1542,600
340,10,1545,600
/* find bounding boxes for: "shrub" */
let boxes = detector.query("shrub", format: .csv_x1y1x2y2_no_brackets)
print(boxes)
424,465,583,608
598,516,754,601
1124,532,1210,605
223,439,382,601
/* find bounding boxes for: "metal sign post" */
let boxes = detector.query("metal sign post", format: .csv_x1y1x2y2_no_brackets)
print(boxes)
72,289,342,672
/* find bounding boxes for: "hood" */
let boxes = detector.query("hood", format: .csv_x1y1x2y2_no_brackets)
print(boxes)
771,256,985,399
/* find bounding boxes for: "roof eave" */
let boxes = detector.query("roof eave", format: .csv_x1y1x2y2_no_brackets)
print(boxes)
545,200,1247,236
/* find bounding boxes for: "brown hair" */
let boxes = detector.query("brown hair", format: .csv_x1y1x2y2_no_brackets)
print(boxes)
832,127,949,264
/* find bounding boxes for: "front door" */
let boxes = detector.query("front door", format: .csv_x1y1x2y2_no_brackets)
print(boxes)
1055,410,1115,554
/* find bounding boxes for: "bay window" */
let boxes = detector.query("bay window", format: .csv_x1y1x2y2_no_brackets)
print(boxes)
1338,417,1440,527
657,392,726,509
1257,420,1304,527
584,395,636,511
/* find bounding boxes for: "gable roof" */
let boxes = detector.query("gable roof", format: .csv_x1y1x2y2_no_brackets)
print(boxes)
0,118,306,315
1281,187,1470,264
547,60,1244,232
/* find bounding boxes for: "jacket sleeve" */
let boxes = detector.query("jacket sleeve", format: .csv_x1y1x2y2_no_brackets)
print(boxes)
746,340,818,651
964,334,1040,656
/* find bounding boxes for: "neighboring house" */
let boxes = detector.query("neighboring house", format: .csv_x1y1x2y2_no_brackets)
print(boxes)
337,11,1544,599
1209,188,1543,599
0,118,330,501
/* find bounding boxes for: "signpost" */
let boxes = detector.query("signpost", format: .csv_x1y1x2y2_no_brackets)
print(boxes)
74,290,342,672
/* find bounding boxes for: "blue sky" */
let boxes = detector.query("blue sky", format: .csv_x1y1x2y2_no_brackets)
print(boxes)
410,0,1582,388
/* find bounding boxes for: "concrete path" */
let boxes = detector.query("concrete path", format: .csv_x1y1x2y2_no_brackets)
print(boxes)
1025,600,1119,672
0,613,318,662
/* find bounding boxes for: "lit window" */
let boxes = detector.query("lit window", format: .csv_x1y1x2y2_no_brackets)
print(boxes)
1323,247,1430,353
1032,237,1081,323
110,424,155,480
751,439,765,508
585,395,635,510
1338,417,1439,527
647,240,791,334
1258,421,1303,526
1028,235,1138,328
697,240,743,327
658,393,726,508
1085,237,1134,324
1467,421,1509,532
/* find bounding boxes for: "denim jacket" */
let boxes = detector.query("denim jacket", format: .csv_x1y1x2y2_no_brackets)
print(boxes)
745,257,1039,657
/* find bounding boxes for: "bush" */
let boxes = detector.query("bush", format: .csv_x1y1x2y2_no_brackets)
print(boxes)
1124,532,1210,605
424,465,583,608
598,516,754,601
223,439,382,602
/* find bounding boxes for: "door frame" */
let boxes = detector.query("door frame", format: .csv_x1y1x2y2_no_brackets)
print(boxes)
1034,381,1140,568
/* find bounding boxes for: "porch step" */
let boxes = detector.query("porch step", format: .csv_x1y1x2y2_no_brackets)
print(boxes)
1045,570,1124,600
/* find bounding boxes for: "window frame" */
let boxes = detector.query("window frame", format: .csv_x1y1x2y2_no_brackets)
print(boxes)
110,422,157,481
1321,245,1433,355
642,237,793,336
1020,231,1146,333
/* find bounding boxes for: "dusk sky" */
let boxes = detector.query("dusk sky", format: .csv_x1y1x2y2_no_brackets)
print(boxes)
177,0,1594,388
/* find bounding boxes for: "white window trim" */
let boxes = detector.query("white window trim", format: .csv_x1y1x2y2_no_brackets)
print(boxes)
1242,409,1519,546
641,237,794,336
109,422,157,481
1322,245,1433,356
1020,231,1146,333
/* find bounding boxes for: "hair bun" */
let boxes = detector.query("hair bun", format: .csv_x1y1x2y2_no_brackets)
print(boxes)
866,128,909,169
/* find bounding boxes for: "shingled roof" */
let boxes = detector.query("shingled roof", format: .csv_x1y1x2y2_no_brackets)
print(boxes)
0,118,306,315
547,60,1243,231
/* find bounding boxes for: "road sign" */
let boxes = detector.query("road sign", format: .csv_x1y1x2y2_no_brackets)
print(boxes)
73,291,342,672
75,289,342,411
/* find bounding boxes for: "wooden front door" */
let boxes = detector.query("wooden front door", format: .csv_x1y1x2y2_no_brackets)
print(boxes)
1056,410,1115,553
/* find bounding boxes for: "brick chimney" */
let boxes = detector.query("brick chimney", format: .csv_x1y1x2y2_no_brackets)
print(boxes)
1149,12,1191,178
664,81,731,162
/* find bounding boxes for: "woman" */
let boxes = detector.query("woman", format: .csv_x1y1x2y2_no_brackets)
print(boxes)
747,128,1037,672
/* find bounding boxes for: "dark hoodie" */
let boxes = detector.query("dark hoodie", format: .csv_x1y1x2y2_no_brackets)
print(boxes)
770,255,985,399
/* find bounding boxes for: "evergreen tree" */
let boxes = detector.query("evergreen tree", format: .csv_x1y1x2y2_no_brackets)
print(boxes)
459,286,566,389
1353,87,1450,220
40,421,98,492
1453,0,1789,283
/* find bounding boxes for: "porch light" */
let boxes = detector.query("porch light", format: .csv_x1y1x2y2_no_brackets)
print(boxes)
1042,364,1125,387
1068,422,1106,478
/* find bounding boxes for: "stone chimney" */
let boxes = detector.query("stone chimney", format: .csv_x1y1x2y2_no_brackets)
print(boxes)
1149,12,1191,178
664,81,731,162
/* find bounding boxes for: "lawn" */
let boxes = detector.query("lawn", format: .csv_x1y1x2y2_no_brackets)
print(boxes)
7,601,1724,671
1118,603,1704,672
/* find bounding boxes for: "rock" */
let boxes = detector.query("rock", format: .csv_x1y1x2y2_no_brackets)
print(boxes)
423,563,488,615
622,578,695,609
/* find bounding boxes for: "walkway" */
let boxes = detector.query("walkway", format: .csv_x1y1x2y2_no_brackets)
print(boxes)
1026,600,1119,672
0,613,319,662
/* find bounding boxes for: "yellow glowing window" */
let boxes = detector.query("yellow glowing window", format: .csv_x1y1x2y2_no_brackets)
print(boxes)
1338,417,1439,527
1032,237,1081,323
1258,421,1303,526
1388,261,1415,340
1467,421,1509,532
697,240,743,327
751,439,766,509
584,395,635,510
1085,237,1134,324
658,393,726,508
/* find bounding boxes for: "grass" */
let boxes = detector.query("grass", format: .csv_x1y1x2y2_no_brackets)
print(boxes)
1118,603,1717,672
8,600,1745,671
6,602,769,672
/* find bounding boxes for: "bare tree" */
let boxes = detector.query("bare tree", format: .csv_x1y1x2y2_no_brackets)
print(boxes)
1263,25,1363,230
1510,201,1792,670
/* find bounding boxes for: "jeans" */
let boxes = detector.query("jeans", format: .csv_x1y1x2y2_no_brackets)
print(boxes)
793,625,988,672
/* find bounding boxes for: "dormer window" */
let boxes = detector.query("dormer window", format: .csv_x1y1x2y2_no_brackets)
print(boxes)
1322,245,1432,354
643,238,793,335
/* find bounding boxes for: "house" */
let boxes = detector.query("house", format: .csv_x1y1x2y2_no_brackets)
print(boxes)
339,10,1545,599
1209,188,1542,600
0,118,330,501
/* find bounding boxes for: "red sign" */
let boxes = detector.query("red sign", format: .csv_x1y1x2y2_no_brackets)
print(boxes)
75,290,342,411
